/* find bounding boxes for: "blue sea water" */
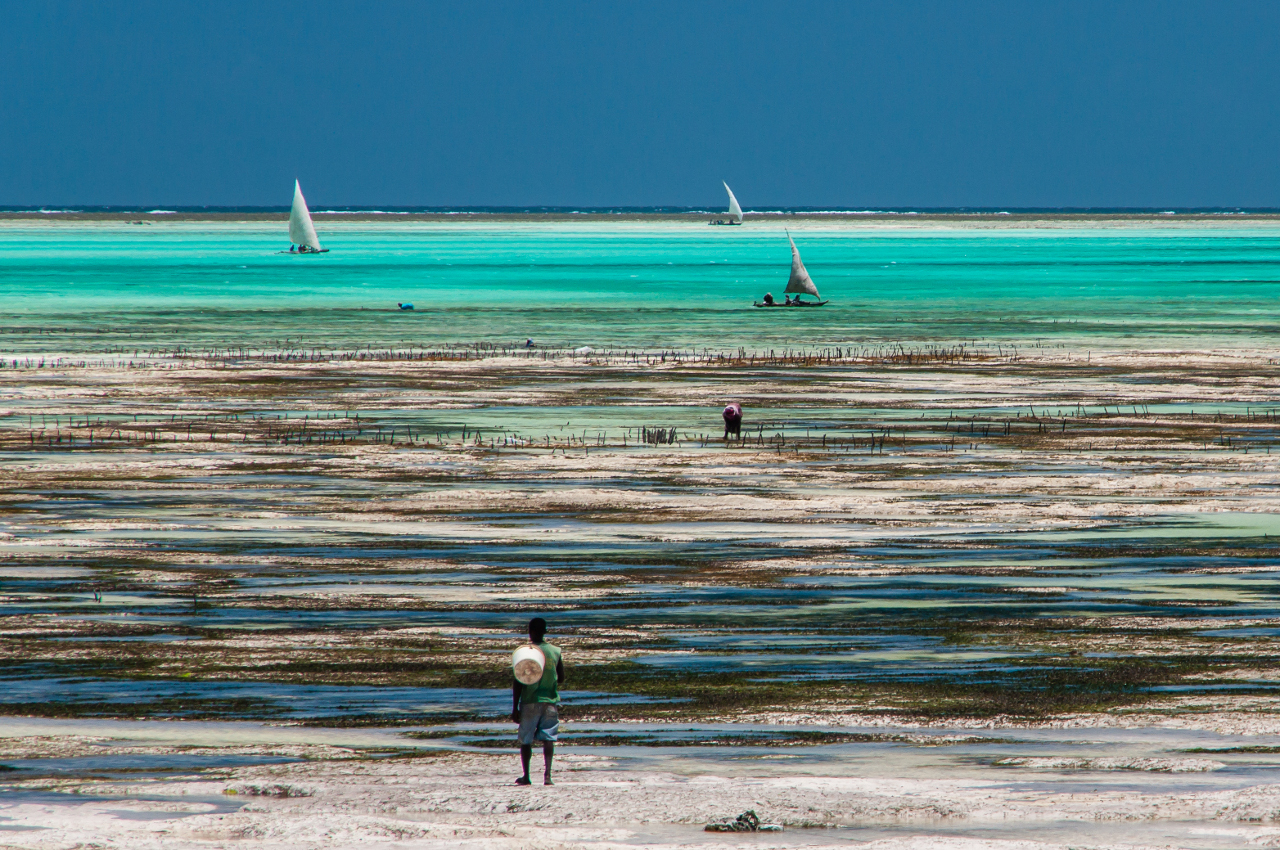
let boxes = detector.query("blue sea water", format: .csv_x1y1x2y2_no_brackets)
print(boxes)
4,221,1280,352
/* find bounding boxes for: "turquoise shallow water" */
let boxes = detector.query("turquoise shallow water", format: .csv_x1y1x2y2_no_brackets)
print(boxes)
5,221,1280,351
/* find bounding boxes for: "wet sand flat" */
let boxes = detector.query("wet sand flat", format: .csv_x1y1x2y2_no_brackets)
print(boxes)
3,347,1280,726
5,349,1280,847
6,715,1280,849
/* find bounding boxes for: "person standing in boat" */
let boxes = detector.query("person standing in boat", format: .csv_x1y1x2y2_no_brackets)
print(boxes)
512,617,564,785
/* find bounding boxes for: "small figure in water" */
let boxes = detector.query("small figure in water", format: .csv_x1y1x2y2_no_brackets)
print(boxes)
513,617,563,786
525,338,535,348
723,403,743,440
762,292,774,306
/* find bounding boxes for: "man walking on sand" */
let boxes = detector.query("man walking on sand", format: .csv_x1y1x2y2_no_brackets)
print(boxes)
513,617,564,786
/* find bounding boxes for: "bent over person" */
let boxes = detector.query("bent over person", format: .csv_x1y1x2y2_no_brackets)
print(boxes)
513,617,564,785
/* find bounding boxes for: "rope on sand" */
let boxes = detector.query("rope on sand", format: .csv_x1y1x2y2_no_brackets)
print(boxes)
704,810,782,832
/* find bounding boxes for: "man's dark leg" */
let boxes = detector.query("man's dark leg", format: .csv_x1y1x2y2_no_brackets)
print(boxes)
543,742,554,784
519,745,533,783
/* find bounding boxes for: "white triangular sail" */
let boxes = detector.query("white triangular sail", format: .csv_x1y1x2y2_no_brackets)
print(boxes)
289,180,322,251
723,181,743,223
784,232,820,298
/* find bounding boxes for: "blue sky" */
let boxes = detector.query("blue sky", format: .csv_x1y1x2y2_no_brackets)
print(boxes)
2,1,1277,207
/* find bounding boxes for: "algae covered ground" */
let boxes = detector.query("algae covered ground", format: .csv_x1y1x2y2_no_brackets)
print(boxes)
4,343,1280,729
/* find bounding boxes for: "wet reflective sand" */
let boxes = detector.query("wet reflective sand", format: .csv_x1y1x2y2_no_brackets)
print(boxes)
5,345,1280,722
6,716,1280,849
5,347,1280,849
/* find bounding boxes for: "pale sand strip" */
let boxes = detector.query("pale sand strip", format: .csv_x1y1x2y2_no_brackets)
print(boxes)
2,743,1280,849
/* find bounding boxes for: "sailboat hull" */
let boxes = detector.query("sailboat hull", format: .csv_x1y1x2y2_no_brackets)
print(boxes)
753,300,829,308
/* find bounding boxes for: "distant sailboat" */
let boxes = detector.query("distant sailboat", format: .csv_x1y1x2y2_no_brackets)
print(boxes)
754,232,828,307
287,180,328,254
709,182,744,225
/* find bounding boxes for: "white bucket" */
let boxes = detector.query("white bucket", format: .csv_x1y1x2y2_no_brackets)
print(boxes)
512,644,546,685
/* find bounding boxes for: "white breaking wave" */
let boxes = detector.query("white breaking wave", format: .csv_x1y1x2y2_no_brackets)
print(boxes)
996,757,1224,773
783,210,924,216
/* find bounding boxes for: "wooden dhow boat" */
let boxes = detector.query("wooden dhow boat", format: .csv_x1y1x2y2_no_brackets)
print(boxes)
754,232,828,307
287,180,329,254
709,182,743,225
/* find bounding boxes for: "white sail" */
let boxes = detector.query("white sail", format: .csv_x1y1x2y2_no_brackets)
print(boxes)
289,180,322,251
723,181,743,223
784,232,820,298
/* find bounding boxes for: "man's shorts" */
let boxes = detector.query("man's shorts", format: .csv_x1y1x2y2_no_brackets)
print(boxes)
517,702,559,745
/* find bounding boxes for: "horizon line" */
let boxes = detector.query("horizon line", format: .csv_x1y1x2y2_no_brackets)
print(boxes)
3,205,1279,215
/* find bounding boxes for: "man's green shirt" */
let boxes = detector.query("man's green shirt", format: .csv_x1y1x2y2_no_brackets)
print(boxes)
520,641,561,705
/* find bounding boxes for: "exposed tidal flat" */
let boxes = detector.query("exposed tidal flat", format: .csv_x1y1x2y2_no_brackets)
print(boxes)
7,220,1280,847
